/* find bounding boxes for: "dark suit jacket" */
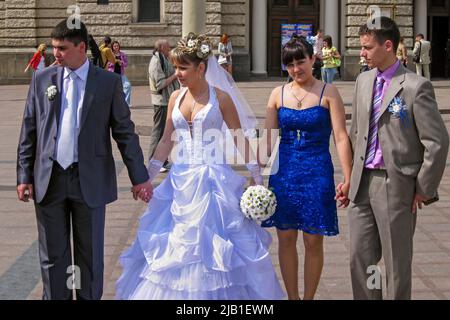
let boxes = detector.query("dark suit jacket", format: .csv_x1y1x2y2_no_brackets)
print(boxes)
17,62,149,208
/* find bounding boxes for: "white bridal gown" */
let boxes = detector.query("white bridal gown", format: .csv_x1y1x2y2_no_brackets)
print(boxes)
115,86,285,300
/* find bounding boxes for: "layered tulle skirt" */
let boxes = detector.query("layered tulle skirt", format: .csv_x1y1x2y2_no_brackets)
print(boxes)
115,164,285,300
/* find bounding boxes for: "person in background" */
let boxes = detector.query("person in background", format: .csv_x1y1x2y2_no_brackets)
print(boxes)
24,43,47,73
99,36,116,70
413,33,431,80
321,35,341,84
108,40,132,107
359,56,370,73
396,37,408,67
88,34,102,68
312,29,324,80
218,33,233,75
148,39,180,172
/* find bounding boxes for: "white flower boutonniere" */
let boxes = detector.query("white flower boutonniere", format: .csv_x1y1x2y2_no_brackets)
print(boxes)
45,85,57,101
388,96,409,126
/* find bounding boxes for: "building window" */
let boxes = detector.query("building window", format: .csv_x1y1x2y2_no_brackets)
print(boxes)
138,0,161,22
273,0,288,6
298,0,313,5
97,0,109,4
431,0,446,7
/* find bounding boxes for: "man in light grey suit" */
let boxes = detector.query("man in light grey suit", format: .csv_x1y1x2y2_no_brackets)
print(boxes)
346,17,449,299
413,33,431,80
16,19,153,299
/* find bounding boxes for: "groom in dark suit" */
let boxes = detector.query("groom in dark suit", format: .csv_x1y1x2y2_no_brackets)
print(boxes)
16,18,152,300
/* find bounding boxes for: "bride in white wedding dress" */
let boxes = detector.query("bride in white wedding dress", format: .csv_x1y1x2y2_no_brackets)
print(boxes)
115,34,285,300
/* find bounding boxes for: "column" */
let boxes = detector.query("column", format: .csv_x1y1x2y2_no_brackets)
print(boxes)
251,0,267,76
324,0,339,46
182,0,206,37
414,0,427,39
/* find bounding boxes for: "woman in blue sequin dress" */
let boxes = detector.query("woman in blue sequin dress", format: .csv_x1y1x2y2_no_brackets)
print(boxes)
261,35,353,300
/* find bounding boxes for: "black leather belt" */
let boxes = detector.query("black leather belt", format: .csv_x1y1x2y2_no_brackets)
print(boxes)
54,162,78,171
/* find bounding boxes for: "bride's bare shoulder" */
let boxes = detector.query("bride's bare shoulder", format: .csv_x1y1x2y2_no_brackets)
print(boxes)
212,87,232,103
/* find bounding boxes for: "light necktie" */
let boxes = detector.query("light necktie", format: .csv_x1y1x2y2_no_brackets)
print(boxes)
57,71,78,169
365,76,385,164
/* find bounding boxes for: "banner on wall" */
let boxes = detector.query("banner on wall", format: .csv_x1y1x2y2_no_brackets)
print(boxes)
281,23,314,70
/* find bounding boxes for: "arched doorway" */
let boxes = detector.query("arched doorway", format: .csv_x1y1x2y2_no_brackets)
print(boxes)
429,0,450,78
267,0,320,76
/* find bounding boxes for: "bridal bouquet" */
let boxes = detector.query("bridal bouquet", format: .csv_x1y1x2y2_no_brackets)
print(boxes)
240,185,277,222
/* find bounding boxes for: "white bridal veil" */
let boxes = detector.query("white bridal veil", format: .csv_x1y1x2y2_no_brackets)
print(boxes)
205,56,258,135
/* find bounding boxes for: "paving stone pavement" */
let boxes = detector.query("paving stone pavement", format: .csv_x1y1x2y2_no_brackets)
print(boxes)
0,80,449,300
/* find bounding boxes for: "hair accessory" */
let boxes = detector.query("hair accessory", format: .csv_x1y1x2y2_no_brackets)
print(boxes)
176,32,213,60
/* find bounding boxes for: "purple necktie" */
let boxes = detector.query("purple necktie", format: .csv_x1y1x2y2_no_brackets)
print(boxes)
365,76,385,164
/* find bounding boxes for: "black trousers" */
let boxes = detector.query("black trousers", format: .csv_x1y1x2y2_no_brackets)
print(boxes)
34,162,105,300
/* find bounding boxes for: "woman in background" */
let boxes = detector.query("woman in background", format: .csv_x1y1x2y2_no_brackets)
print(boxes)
108,40,132,107
218,33,233,75
24,43,47,73
321,35,341,84
396,37,408,67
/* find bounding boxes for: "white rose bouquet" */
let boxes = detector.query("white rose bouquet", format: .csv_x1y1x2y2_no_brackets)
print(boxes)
240,185,277,222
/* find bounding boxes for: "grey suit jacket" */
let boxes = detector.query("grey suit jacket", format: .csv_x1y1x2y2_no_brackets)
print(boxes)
349,64,449,202
17,63,149,208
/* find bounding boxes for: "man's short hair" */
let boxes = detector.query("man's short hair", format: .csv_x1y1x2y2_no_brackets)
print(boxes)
416,33,424,39
154,39,169,51
50,18,88,52
359,16,400,52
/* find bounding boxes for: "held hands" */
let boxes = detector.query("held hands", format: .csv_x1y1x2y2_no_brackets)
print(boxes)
17,184,33,202
335,181,350,208
131,179,153,203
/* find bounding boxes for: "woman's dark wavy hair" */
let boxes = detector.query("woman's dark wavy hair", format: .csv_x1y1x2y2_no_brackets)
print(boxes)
282,34,314,66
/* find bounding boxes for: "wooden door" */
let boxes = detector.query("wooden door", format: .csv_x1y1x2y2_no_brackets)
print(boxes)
429,0,450,78
267,0,320,76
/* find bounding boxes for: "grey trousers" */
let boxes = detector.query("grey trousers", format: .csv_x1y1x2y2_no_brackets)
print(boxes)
148,104,168,161
34,162,105,300
348,169,417,300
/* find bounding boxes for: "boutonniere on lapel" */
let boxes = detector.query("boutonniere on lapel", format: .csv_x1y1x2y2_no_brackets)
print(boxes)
45,85,57,101
388,96,409,126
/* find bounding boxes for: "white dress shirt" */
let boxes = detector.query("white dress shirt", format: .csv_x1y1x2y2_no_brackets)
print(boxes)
55,58,90,163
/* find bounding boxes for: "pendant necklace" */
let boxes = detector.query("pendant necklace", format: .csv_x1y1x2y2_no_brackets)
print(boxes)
290,82,314,109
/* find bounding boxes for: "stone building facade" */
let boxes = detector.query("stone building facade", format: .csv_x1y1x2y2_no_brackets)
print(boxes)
0,0,448,84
